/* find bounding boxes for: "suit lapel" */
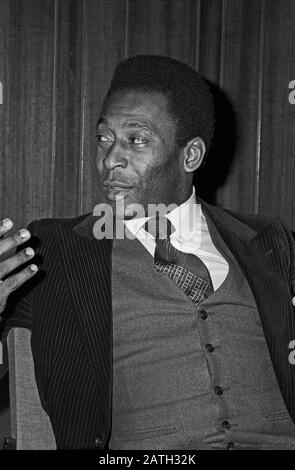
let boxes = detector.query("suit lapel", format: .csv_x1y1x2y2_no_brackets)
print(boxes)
201,200,295,422
55,219,113,416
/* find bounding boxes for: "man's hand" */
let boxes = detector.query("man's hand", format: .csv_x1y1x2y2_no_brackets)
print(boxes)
293,296,295,307
0,218,38,316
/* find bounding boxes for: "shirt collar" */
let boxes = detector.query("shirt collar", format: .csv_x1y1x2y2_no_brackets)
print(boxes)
124,187,203,240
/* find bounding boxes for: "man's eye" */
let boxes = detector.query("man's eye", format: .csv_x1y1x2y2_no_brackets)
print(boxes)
130,136,147,145
96,135,112,145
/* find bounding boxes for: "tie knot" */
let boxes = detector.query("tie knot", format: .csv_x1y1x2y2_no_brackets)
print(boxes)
144,216,175,239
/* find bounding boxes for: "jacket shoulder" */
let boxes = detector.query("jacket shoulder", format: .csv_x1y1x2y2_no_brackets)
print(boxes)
222,206,283,231
27,213,91,235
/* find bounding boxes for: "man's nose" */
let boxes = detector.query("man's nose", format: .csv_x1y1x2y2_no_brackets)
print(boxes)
102,142,127,170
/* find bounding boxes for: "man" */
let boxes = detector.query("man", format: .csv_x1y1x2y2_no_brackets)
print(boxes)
3,55,295,450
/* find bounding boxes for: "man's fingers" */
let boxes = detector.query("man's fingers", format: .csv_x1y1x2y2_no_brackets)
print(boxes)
0,247,35,279
0,219,37,315
0,218,13,237
0,264,38,299
0,227,31,257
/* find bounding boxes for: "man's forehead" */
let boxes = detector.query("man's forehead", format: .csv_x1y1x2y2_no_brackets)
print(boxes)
97,115,157,130
98,91,175,137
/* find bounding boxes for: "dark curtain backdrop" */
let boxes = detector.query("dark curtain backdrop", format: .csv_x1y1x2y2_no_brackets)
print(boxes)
0,0,295,231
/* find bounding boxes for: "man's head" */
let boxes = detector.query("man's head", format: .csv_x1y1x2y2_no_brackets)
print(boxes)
96,55,215,219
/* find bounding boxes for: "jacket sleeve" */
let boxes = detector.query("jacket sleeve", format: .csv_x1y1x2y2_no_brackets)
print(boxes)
280,220,295,298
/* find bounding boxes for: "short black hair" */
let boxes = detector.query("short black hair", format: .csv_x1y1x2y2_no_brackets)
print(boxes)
105,55,215,152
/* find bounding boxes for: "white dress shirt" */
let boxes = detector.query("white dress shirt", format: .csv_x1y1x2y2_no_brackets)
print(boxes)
124,188,229,290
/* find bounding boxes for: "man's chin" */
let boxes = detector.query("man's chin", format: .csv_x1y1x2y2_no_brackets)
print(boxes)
103,194,148,220
116,203,146,220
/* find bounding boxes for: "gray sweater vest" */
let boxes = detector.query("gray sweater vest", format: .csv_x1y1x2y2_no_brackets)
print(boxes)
109,222,295,450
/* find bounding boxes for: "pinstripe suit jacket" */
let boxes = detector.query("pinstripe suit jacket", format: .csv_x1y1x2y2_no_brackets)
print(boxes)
7,200,295,449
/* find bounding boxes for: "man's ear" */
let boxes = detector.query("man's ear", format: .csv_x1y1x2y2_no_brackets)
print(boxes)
182,137,206,173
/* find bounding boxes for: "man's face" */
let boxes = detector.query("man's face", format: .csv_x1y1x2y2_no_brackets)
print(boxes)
96,89,185,219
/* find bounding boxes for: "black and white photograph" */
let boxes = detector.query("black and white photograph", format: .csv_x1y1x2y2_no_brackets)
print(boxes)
0,0,295,457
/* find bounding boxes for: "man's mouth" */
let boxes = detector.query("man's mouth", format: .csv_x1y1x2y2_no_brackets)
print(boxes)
103,181,135,200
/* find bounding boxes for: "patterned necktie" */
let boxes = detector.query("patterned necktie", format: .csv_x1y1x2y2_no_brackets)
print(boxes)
144,216,214,305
